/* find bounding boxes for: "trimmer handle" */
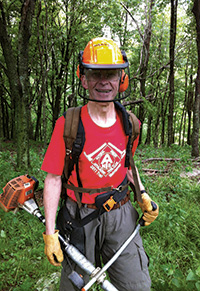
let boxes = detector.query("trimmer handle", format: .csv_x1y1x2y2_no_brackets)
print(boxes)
139,201,157,226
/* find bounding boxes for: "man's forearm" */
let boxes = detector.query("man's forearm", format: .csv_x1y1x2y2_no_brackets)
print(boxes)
127,167,145,191
43,173,62,235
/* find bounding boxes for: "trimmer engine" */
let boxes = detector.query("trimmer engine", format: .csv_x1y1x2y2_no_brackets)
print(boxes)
0,175,38,212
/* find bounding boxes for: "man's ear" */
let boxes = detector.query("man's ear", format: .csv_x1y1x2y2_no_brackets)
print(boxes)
81,74,88,89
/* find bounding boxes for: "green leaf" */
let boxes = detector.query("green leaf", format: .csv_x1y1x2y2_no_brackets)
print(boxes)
196,266,200,277
186,270,199,281
195,282,200,291
0,230,6,238
172,278,181,288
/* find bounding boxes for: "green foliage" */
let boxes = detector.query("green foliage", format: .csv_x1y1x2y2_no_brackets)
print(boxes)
0,140,47,190
0,210,61,291
0,0,198,152
136,145,200,291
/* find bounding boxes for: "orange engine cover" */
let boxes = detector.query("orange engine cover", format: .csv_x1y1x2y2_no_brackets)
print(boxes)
0,175,37,212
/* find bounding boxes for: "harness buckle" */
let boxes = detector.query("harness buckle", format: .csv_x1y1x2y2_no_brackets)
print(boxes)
103,196,117,212
114,181,130,193
66,149,72,156
115,185,123,192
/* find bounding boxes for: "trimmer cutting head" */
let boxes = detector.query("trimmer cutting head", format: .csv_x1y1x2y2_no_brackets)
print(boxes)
0,175,38,212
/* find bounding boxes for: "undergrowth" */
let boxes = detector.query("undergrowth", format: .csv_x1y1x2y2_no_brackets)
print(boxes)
0,141,200,290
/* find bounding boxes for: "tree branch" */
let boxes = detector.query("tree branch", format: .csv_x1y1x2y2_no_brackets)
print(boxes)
142,157,181,163
0,61,8,76
142,168,168,174
122,95,154,106
120,2,143,40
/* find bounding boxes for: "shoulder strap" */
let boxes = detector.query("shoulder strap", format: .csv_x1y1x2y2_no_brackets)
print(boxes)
128,111,140,144
114,101,140,160
114,101,142,203
114,101,139,142
63,106,82,147
63,106,82,181
63,106,86,207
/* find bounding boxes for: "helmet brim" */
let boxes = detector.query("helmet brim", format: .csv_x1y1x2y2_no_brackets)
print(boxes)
82,62,129,70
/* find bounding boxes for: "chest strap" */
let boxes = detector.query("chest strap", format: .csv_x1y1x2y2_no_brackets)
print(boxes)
65,176,129,226
63,182,129,208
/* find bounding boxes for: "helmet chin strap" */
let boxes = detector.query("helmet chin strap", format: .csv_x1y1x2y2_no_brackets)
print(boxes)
77,79,131,103
80,95,128,103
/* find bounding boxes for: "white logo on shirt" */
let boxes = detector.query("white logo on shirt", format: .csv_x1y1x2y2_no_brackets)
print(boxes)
84,142,125,178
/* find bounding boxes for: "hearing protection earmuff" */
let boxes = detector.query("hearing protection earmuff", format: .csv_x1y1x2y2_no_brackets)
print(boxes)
119,70,129,92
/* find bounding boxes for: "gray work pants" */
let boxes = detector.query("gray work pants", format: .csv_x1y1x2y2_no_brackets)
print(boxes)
59,199,151,291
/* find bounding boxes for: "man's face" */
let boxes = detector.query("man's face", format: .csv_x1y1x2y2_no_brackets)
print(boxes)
81,69,121,102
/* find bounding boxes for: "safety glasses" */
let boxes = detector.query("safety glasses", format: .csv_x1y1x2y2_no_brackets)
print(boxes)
85,69,121,82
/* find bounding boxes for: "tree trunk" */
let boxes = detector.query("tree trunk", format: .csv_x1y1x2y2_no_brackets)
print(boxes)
187,74,194,145
153,111,160,147
35,0,47,143
145,114,152,145
192,0,200,157
179,51,190,146
0,1,20,141
34,97,43,141
168,0,178,146
138,0,155,144
0,84,4,139
182,111,186,146
160,74,169,145
0,71,10,139
17,0,35,168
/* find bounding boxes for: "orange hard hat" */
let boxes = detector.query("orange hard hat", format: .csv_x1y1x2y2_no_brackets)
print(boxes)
80,37,129,69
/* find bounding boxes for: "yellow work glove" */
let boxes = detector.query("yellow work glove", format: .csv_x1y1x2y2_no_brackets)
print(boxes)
138,191,159,226
43,230,64,266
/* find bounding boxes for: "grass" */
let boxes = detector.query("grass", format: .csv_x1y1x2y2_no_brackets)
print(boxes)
0,140,200,290
135,144,200,291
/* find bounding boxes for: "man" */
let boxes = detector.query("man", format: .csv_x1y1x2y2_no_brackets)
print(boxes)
41,38,159,291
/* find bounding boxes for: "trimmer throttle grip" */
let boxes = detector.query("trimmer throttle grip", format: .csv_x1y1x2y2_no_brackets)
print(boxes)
151,201,157,211
139,201,158,226
139,217,145,226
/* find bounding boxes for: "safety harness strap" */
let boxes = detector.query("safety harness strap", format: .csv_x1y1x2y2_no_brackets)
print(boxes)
127,112,142,203
63,106,82,181
114,102,141,202
129,150,142,203
62,182,128,195
70,176,129,227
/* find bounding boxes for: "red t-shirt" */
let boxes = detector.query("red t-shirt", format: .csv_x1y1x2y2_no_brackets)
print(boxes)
41,105,139,203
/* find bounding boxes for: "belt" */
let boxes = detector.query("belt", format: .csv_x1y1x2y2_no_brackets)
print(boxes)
68,191,130,210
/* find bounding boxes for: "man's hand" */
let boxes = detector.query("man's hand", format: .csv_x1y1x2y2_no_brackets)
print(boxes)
138,192,159,226
43,230,64,266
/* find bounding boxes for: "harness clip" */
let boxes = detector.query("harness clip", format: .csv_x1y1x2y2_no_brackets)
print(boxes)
115,185,123,192
103,196,117,212
66,149,72,156
114,181,130,193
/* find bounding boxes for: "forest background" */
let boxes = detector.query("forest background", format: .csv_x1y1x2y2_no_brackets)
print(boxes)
0,0,200,290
